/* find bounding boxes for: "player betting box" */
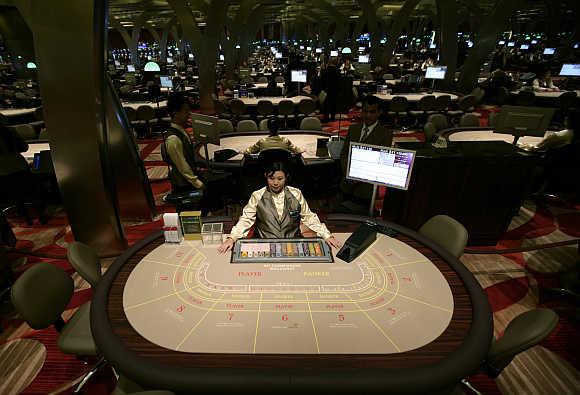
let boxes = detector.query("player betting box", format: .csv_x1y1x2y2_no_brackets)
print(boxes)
231,238,333,263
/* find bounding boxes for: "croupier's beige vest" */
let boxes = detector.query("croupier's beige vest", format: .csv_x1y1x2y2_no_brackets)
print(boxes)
255,187,301,238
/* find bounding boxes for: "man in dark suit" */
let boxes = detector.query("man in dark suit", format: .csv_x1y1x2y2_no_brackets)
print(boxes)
340,95,393,201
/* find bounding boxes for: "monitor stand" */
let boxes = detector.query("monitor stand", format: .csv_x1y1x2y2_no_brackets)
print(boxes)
511,127,527,145
369,184,378,217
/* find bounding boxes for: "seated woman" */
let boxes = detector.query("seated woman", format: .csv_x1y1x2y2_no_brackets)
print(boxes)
244,118,304,154
532,69,559,92
218,161,342,253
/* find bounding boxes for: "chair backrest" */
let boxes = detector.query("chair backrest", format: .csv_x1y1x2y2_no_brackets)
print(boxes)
213,100,226,115
488,112,499,128
123,107,137,122
417,95,436,112
459,113,480,127
419,215,468,258
256,100,274,116
257,76,269,83
259,119,269,131
382,73,394,80
241,77,254,84
458,95,477,112
471,87,485,104
38,128,49,140
495,87,510,105
217,119,234,133
229,99,247,116
299,116,322,131
556,91,577,110
389,96,408,112
11,262,74,329
258,148,293,165
298,99,316,115
237,119,258,132
14,124,37,140
277,100,295,116
274,76,285,83
423,122,438,142
486,308,558,377
34,107,44,121
434,95,451,111
136,105,155,121
515,90,536,106
427,113,448,131
67,242,102,288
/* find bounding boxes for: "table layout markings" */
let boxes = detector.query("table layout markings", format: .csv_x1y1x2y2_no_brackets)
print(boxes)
175,292,225,351
345,293,401,352
252,292,263,354
305,292,321,354
382,289,453,313
125,289,190,310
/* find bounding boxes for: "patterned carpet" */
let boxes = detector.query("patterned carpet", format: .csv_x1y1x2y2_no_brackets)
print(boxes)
1,112,579,394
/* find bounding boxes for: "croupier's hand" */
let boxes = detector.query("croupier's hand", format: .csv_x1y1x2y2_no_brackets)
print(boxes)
218,238,235,254
325,236,342,249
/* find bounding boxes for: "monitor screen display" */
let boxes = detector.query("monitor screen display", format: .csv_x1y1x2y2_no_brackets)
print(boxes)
330,50,338,57
531,40,538,44
291,69,307,83
559,63,580,76
346,143,416,190
520,44,529,50
507,42,515,47
275,52,282,59
160,76,173,89
498,40,506,45
127,65,136,72
429,43,437,49
191,114,219,145
188,53,194,60
114,60,120,67
306,46,312,51
359,47,365,52
315,48,322,53
425,66,447,80
543,48,555,55
299,46,304,50
358,55,369,63
167,57,173,64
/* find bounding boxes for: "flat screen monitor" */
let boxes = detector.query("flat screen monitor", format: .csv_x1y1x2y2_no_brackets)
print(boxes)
315,48,322,53
275,52,282,59
425,66,447,80
346,143,416,190
531,39,538,44
559,63,580,76
160,76,173,89
358,55,369,64
493,106,555,140
358,47,365,52
306,46,312,51
127,65,136,72
299,45,304,50
507,42,515,47
429,43,437,49
330,50,338,57
520,44,529,50
543,48,556,55
114,60,120,67
291,69,307,83
188,53,194,60
167,57,173,64
191,114,219,145
498,40,506,45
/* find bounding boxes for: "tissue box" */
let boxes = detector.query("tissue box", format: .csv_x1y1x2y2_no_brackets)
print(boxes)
162,213,182,243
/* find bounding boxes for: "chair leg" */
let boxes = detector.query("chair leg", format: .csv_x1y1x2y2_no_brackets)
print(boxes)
73,357,107,393
460,379,482,395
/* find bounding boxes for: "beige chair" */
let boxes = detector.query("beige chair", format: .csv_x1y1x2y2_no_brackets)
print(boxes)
427,113,449,132
382,73,394,80
259,118,269,131
448,95,477,120
274,76,285,83
423,122,438,143
409,95,436,125
297,98,317,117
217,119,234,134
299,116,322,131
462,308,559,394
459,113,480,127
434,95,451,113
14,124,37,140
229,99,248,123
11,262,106,393
67,241,102,288
257,76,268,83
418,215,468,258
256,100,274,120
136,105,156,137
236,119,258,133
388,96,409,126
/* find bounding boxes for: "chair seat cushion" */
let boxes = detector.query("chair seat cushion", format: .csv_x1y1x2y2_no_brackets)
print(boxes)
58,302,98,356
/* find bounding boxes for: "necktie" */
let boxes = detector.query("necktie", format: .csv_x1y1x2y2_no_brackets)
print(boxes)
361,125,369,141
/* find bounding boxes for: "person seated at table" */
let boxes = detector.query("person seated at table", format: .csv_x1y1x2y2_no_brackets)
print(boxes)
339,95,393,202
244,118,304,155
533,69,559,92
533,115,575,151
162,92,205,192
340,58,355,76
421,57,435,71
217,161,342,253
